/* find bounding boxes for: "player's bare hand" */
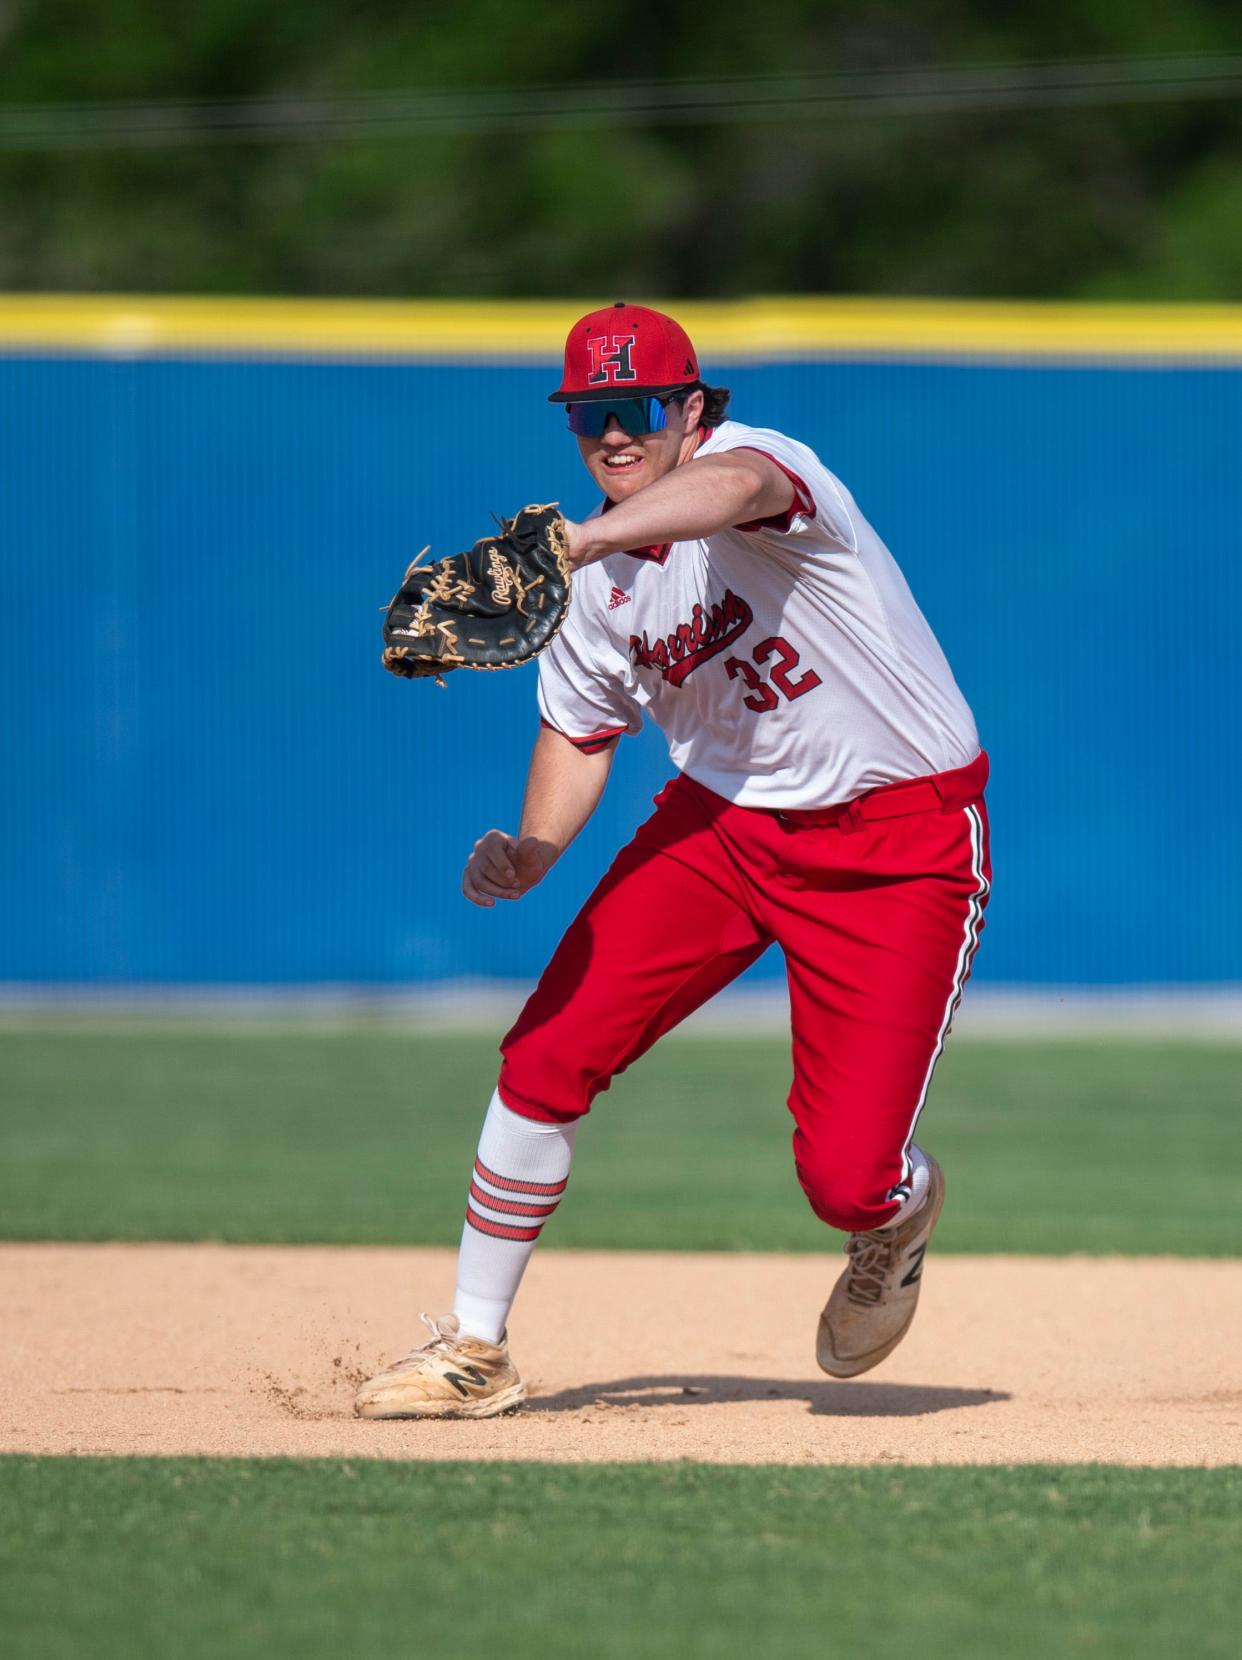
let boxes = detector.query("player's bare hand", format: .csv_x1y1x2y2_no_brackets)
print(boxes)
463,831,557,907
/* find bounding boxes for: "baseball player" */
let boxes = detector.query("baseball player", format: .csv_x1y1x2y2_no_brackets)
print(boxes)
356,303,990,1419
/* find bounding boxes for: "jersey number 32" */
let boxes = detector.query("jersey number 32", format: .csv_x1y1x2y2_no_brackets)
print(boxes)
724,636,822,714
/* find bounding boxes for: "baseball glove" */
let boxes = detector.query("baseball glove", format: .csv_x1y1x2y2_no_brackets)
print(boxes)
381,503,571,682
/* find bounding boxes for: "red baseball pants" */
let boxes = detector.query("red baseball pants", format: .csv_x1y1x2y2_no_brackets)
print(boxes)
499,751,991,1234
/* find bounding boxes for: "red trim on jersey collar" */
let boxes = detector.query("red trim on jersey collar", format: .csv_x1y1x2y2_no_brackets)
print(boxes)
731,449,817,533
626,542,673,565
596,426,714,566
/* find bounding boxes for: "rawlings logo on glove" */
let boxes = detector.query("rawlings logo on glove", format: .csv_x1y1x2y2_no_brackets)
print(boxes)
381,504,572,683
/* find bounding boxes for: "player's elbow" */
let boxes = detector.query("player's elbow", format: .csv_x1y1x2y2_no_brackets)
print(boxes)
721,456,771,516
715,454,790,524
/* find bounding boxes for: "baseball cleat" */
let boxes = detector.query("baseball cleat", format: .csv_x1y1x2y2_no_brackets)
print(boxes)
816,1155,946,1379
354,1312,526,1420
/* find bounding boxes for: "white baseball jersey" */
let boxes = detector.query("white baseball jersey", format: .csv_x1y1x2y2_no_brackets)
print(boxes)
537,419,979,809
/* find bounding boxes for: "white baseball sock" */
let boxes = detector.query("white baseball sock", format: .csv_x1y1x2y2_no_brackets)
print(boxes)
883,1144,932,1230
452,1088,578,1344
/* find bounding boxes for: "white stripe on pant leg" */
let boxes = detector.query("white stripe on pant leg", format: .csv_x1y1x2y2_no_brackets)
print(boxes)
894,803,990,1185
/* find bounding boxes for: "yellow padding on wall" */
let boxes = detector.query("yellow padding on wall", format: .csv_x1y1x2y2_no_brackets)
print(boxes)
2,292,1242,360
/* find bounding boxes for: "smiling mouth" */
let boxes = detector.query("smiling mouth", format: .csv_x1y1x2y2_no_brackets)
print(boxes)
603,454,643,471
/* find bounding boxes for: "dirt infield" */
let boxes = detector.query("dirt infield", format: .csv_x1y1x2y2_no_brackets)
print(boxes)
4,1244,1239,1465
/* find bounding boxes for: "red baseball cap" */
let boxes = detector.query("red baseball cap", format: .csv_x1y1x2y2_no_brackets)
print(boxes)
548,301,700,403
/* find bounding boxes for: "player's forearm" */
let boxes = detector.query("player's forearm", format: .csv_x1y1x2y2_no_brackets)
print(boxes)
517,724,615,858
566,455,775,567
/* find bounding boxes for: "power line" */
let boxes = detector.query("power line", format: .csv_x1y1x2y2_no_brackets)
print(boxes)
1,54,1240,150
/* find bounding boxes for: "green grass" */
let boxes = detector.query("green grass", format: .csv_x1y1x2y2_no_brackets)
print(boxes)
2,1459,1239,1660
1,1026,1239,1253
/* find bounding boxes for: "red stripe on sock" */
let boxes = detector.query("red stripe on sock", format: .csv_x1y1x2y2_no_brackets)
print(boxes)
468,1179,559,1219
465,1206,543,1243
474,1157,568,1198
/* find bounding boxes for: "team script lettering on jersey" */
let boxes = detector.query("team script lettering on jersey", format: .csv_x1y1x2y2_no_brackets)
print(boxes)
628,589,753,687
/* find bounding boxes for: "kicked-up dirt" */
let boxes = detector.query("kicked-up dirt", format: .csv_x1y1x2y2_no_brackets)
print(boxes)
3,1244,1239,1465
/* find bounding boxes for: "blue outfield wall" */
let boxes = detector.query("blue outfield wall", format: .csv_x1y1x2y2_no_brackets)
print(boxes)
2,344,1240,985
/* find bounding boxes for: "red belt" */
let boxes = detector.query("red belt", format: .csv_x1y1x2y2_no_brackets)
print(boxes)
773,751,989,832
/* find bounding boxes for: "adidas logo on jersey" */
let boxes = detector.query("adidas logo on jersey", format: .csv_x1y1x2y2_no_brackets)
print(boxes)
608,585,631,610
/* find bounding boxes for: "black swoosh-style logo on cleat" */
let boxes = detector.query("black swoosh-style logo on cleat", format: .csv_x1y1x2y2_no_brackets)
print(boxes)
900,1245,927,1288
443,1365,489,1398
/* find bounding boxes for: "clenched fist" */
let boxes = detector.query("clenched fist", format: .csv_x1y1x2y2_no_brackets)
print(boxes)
462,830,558,908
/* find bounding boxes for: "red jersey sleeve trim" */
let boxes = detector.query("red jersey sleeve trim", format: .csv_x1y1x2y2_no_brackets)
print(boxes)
540,716,626,754
730,448,817,534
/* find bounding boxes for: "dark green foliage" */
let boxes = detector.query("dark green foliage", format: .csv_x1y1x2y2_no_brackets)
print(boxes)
1,1025,1239,1252
2,1458,1240,1660
0,2,1240,296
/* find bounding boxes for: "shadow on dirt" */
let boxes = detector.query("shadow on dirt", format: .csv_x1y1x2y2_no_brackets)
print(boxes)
529,1376,1008,1417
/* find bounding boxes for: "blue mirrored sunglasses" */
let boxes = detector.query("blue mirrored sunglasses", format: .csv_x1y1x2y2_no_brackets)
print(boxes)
566,395,675,439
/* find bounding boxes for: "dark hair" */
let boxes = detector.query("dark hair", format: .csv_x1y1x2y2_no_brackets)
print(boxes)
670,382,731,426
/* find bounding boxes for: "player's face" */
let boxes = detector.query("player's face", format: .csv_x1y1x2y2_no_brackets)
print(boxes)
575,390,705,502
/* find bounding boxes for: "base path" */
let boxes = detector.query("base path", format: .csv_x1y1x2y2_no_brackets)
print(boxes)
4,1245,1239,1465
